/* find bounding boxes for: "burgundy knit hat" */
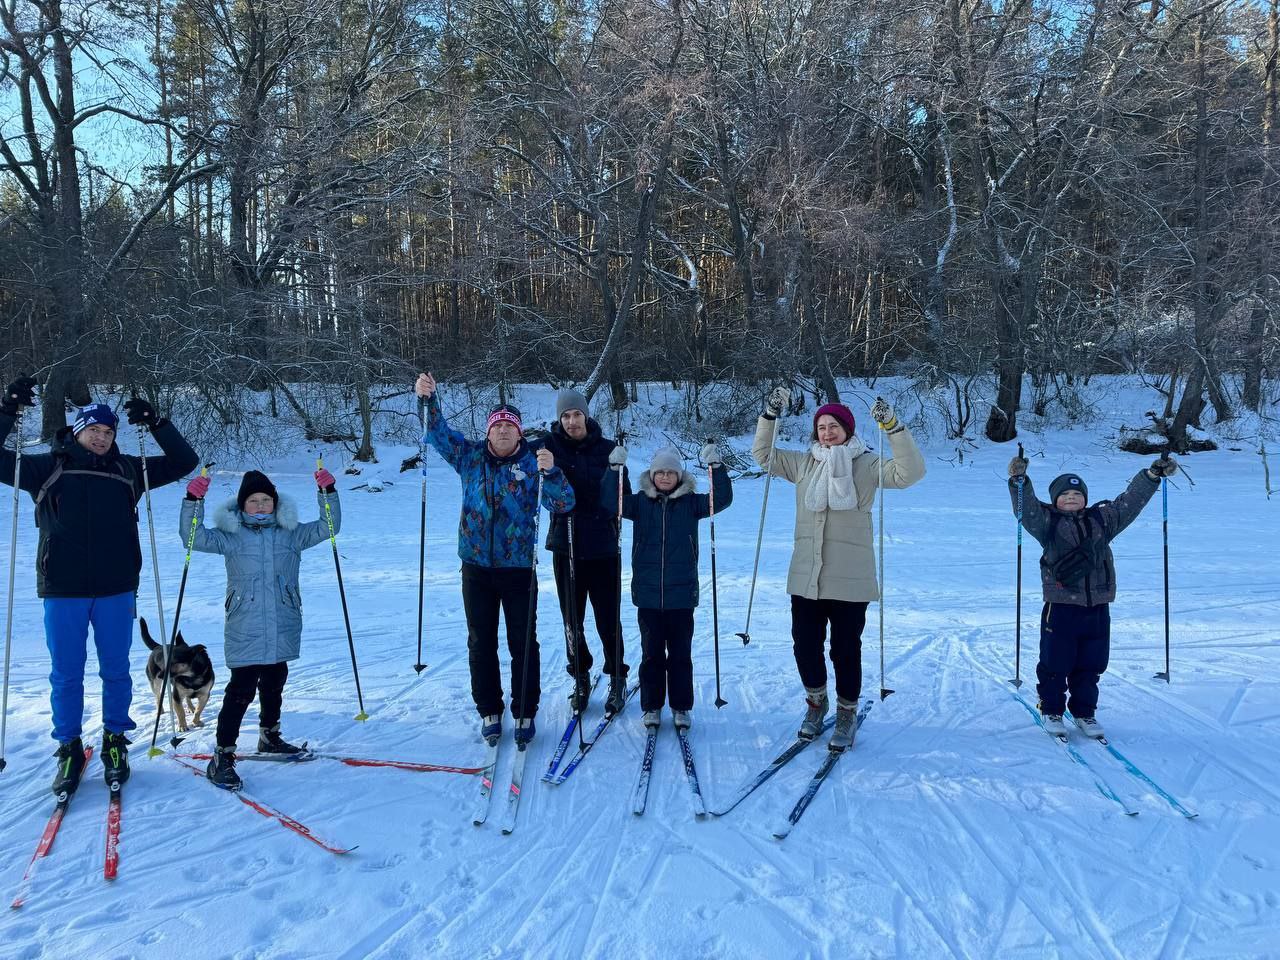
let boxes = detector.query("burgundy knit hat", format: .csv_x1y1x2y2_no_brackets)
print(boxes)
813,403,856,439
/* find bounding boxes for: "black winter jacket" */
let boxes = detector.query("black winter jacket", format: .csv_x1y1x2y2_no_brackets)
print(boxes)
602,464,732,609
534,419,619,558
0,412,198,598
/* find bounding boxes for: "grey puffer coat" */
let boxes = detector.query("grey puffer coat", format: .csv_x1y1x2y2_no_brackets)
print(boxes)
179,491,340,668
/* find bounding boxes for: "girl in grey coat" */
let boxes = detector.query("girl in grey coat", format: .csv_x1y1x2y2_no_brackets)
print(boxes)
180,468,339,788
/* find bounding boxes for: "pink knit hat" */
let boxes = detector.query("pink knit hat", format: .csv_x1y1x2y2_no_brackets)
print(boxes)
813,403,855,439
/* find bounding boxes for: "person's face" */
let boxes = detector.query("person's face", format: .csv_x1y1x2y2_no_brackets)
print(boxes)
488,421,520,457
76,423,115,456
652,468,679,492
243,493,275,515
1055,490,1086,512
815,415,849,448
560,409,587,440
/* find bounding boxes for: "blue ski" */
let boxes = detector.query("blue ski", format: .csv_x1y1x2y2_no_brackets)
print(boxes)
772,701,873,840
546,682,640,786
543,674,602,780
1067,713,1198,819
675,726,706,818
711,716,837,817
632,726,659,815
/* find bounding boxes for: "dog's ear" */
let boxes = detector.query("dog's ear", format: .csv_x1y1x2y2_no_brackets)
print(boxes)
192,644,208,654
174,631,187,648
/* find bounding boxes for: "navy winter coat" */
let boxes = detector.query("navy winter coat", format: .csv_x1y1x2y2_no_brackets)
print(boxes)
602,464,732,610
0,411,198,598
532,419,618,559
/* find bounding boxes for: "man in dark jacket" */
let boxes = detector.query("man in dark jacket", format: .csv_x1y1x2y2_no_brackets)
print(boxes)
0,377,199,794
1008,452,1177,739
533,389,629,716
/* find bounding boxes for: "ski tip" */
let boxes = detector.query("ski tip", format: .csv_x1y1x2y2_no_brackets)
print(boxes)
354,712,370,722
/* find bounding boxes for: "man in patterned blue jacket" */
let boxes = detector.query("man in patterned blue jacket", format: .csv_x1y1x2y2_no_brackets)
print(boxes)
415,373,574,744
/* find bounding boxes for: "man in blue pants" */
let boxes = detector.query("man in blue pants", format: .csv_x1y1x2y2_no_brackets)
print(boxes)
0,377,198,794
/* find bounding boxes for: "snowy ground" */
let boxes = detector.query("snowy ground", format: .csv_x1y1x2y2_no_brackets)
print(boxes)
0,380,1276,960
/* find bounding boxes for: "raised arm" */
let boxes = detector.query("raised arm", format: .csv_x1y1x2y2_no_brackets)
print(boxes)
122,397,199,488
180,494,235,556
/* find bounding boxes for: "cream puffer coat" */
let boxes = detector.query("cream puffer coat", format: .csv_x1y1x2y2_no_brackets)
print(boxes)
752,416,925,602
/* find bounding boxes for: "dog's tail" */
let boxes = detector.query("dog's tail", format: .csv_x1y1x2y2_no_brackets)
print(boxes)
139,617,160,650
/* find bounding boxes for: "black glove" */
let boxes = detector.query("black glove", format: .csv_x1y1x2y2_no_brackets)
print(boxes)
1,376,36,416
123,397,159,428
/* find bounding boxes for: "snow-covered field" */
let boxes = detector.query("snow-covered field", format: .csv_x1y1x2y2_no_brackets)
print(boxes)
0,380,1276,960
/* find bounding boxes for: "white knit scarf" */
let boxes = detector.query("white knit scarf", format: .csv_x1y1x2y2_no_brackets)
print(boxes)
805,438,867,512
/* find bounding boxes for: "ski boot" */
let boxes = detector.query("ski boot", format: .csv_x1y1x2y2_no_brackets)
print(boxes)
207,746,242,790
514,717,536,746
1041,709,1067,736
828,700,858,752
480,715,502,743
51,738,86,798
257,723,305,755
604,674,628,717
672,710,691,732
798,687,828,741
102,732,131,788
568,674,592,714
1074,715,1105,739
641,709,662,729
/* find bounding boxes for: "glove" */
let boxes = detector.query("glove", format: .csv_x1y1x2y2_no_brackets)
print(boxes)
186,475,211,500
1,376,36,416
766,386,790,417
699,442,722,467
1008,456,1028,479
315,467,336,491
608,446,628,467
123,397,159,428
1149,456,1177,479
871,397,896,429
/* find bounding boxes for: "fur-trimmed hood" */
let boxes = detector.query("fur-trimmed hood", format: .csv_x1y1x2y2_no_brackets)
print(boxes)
212,492,300,533
639,470,695,500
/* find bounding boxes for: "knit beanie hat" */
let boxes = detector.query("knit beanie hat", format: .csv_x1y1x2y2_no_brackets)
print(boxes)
1048,473,1088,506
556,389,588,420
72,403,119,435
486,403,523,436
813,403,856,439
237,470,279,510
650,447,683,474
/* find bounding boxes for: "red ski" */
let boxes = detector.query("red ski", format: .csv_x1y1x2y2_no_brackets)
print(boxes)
11,746,94,909
103,783,122,881
175,751,483,775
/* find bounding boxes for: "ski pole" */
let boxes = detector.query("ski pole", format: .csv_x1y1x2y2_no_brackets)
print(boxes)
318,457,368,720
163,461,214,750
1154,467,1171,683
707,455,727,709
0,406,26,774
414,396,427,675
137,417,177,757
514,470,546,751
564,515,587,749
613,426,626,715
876,399,894,701
1010,442,1024,688
737,400,780,646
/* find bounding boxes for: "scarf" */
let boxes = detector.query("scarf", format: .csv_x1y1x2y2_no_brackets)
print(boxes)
804,437,867,513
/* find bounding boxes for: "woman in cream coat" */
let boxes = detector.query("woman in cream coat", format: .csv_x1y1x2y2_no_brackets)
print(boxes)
752,388,925,750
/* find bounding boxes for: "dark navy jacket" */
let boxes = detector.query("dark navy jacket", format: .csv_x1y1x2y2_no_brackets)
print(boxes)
532,419,618,559
0,411,198,598
602,464,732,610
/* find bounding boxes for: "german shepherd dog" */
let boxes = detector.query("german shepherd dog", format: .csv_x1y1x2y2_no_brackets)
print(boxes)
140,617,215,732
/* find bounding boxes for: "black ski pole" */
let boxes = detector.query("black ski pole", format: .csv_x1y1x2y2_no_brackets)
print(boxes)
1154,452,1171,683
876,399,894,700
737,400,779,646
318,457,369,720
137,416,176,757
707,455,727,709
414,396,427,675
515,471,546,752
0,404,26,774
613,427,626,714
564,515,587,749
1011,443,1025,688
166,462,214,749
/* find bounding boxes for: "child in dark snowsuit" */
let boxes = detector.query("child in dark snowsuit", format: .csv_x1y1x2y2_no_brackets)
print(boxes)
602,444,732,730
1008,452,1177,738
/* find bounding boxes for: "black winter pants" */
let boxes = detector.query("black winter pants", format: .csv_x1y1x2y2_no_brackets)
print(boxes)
790,596,868,703
552,552,626,680
461,562,540,720
1036,602,1110,716
636,608,695,712
216,661,288,748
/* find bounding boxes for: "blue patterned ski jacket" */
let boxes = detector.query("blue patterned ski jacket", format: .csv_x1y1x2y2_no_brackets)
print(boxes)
424,395,574,569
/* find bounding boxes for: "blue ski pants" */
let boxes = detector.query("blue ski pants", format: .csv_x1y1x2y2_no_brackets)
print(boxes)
44,592,137,742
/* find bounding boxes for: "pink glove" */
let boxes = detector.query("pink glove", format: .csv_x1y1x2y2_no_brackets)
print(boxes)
186,475,210,499
315,468,336,490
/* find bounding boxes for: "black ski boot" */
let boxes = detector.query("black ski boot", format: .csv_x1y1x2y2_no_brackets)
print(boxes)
102,732,131,788
257,724,304,755
568,674,592,713
51,738,86,798
207,746,243,790
604,674,627,717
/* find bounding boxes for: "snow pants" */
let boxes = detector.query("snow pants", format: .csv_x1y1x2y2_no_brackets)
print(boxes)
552,552,626,680
1037,601,1110,717
216,661,289,749
44,592,137,743
790,596,868,703
461,562,540,720
636,607,694,712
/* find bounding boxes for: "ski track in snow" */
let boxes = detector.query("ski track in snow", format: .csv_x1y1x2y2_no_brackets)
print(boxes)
1,381,1277,959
